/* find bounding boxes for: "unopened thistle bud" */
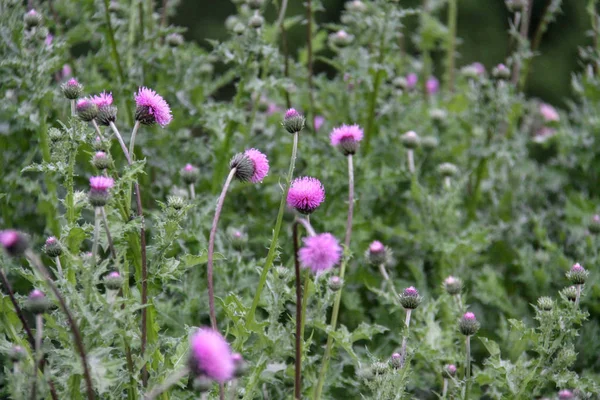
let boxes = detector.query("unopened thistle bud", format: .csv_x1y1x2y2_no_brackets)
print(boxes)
43,236,62,257
246,0,264,9
104,271,124,290
346,0,366,12
166,33,184,47
443,276,462,295
492,63,510,80
589,214,600,234
438,163,458,178
459,312,480,336
429,108,447,123
421,136,439,150
537,296,554,311
443,364,457,378
0,230,29,257
76,99,99,122
92,151,111,170
371,361,389,375
24,9,42,29
330,124,364,155
167,195,186,210
248,13,264,28
365,240,390,266
328,276,343,291
282,108,305,134
8,345,26,363
61,78,84,100
390,353,402,369
48,128,63,143
399,286,421,309
562,286,578,302
181,164,200,185
24,289,51,314
88,176,115,207
330,30,353,47
401,130,420,149
276,266,292,280
566,263,588,285
558,389,574,400
92,136,106,151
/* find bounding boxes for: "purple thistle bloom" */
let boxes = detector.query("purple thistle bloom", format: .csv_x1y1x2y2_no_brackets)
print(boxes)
0,230,19,249
45,34,53,47
314,115,325,131
463,312,476,321
89,176,114,192
61,64,72,79
447,364,457,375
45,236,57,246
369,240,384,253
571,263,584,272
266,103,281,116
0,230,29,256
298,233,342,274
29,289,45,300
91,92,113,108
330,124,364,146
406,73,418,89
285,108,300,119
190,328,235,382
287,176,325,214
244,148,269,183
107,271,121,279
426,77,440,95
134,87,173,127
558,390,573,400
403,286,419,297
184,163,194,172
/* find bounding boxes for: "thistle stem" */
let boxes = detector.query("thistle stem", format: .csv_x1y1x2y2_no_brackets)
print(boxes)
55,256,63,276
444,176,451,189
247,132,299,325
407,149,415,173
129,121,141,160
0,269,35,346
208,167,237,330
575,284,582,306
379,264,400,300
296,217,316,237
465,335,471,400
314,153,355,399
31,313,43,400
400,309,412,366
91,120,106,141
25,250,96,400
109,122,132,164
442,378,448,398
70,100,76,117
293,222,303,400
189,184,196,199
92,207,101,266
144,367,189,400
101,207,117,259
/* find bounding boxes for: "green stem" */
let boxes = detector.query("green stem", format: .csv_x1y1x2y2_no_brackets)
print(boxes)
65,141,77,226
399,309,412,365
464,335,471,400
92,207,101,266
445,0,458,92
129,121,141,161
293,222,303,400
246,133,299,325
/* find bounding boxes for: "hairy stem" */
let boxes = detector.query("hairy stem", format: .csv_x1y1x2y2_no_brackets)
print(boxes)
400,309,412,366
55,256,63,276
407,149,415,173
445,0,458,92
246,132,299,325
379,264,400,300
101,207,117,259
144,367,189,400
465,335,471,400
92,207,101,266
575,284,582,306
189,184,196,200
208,167,237,330
25,250,96,400
442,378,448,398
512,0,532,86
30,314,43,400
71,100,76,117
344,155,354,248
293,222,302,400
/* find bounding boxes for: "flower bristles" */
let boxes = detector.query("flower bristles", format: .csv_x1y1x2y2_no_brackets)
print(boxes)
330,124,364,155
230,149,269,183
282,108,305,134
76,99,99,122
298,233,342,274
399,286,421,309
287,177,326,214
91,92,117,126
134,87,173,127
89,176,115,207
189,328,235,383
459,312,480,336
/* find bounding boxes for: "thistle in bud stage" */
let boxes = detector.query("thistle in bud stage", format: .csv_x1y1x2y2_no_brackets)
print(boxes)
588,214,600,234
558,389,574,400
330,30,353,47
24,289,51,314
438,163,458,178
76,99,99,122
167,195,186,210
230,148,270,183
328,276,343,291
443,364,457,378
91,92,117,126
401,130,420,149
399,286,421,310
330,124,364,155
24,9,42,28
537,296,554,311
88,176,115,207
443,276,463,295
189,328,236,383
459,312,480,336
181,164,200,185
92,151,111,170
562,286,578,302
406,73,418,90
390,353,402,369
166,32,184,47
505,0,527,12
492,63,510,79
248,13,264,29
371,361,389,375
134,87,173,127
366,240,391,266
229,228,248,246
282,108,305,134
298,233,342,275
287,177,326,214
8,345,26,363
566,263,588,285
314,115,325,131
0,230,29,257
426,77,440,95
61,78,84,100
43,236,63,258
246,0,264,10
104,271,124,290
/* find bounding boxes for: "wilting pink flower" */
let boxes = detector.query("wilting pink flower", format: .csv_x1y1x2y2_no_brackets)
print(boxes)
299,233,342,274
190,328,235,382
330,124,363,146
89,176,114,192
287,176,325,214
244,148,269,183
426,77,439,95
91,92,113,108
314,115,325,131
540,103,559,122
406,73,418,89
134,87,173,127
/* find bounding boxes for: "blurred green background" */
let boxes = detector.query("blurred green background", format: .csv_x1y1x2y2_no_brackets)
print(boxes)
172,0,590,107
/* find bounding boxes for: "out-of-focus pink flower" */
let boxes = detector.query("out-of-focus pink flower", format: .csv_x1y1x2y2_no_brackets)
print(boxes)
314,115,325,131
190,328,235,382
266,103,281,116
426,77,439,95
540,103,559,122
45,34,53,47
406,73,418,89
298,233,342,274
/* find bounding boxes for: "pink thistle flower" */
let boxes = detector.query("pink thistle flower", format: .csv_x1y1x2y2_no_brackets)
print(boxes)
471,62,485,75
285,108,300,119
287,176,325,214
298,233,342,274
134,87,173,127
533,127,556,143
447,364,457,375
314,115,325,131
45,34,53,47
406,73,418,89
558,390,573,400
463,312,476,321
426,77,440,95
330,124,363,146
369,240,384,253
184,164,194,172
244,148,269,183
91,92,113,108
571,263,584,272
403,286,418,297
0,230,28,257
29,289,45,300
107,271,121,279
89,176,114,192
0,230,19,249
539,103,559,122
190,328,235,382
45,236,57,246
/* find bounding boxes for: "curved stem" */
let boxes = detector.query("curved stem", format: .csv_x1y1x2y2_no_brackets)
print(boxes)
91,120,106,141
129,121,141,160
246,132,299,325
445,0,457,93
101,207,117,259
25,250,96,400
208,168,237,330
109,122,132,164
0,269,35,346
296,217,316,237
293,222,302,400
379,264,400,300
465,335,471,400
144,367,189,400
399,309,412,366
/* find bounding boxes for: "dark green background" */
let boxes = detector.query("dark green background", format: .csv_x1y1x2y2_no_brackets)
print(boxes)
172,0,590,106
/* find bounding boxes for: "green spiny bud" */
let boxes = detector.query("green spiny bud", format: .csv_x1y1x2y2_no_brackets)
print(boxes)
92,151,112,170
566,263,588,285
43,236,62,257
459,312,480,336
166,33,184,47
248,13,264,29
96,105,118,126
167,195,186,210
24,289,51,314
61,79,84,100
443,276,462,295
104,271,124,290
401,130,420,149
24,10,42,29
438,163,458,178
8,345,26,363
537,296,554,311
328,276,343,291
282,108,305,134
589,215,600,234
561,286,578,302
371,361,389,375
399,286,421,309
421,136,439,150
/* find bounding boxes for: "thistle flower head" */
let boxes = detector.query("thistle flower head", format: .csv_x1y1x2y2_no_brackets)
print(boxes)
134,87,173,127
92,151,111,170
24,9,42,28
89,176,115,207
331,30,353,46
231,352,249,377
438,162,458,178
248,13,264,28
443,275,463,295
25,289,51,314
166,33,184,47
104,271,124,290
590,214,600,234
330,124,364,155
558,390,574,400
92,92,117,125
566,263,588,285
0,230,29,257
426,77,439,95
366,240,391,265
43,236,63,257
562,286,578,302
244,148,269,183
540,103,559,122
9,345,26,363
459,312,480,336
287,177,326,214
537,296,554,311
328,276,343,291
189,328,235,382
61,78,83,100
91,92,113,108
444,364,457,378
298,233,342,274
401,130,420,149
399,286,421,309
314,115,325,131
282,108,305,134
492,63,510,79
181,163,200,185
346,0,367,12
390,353,402,369
406,73,418,89
76,99,99,122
